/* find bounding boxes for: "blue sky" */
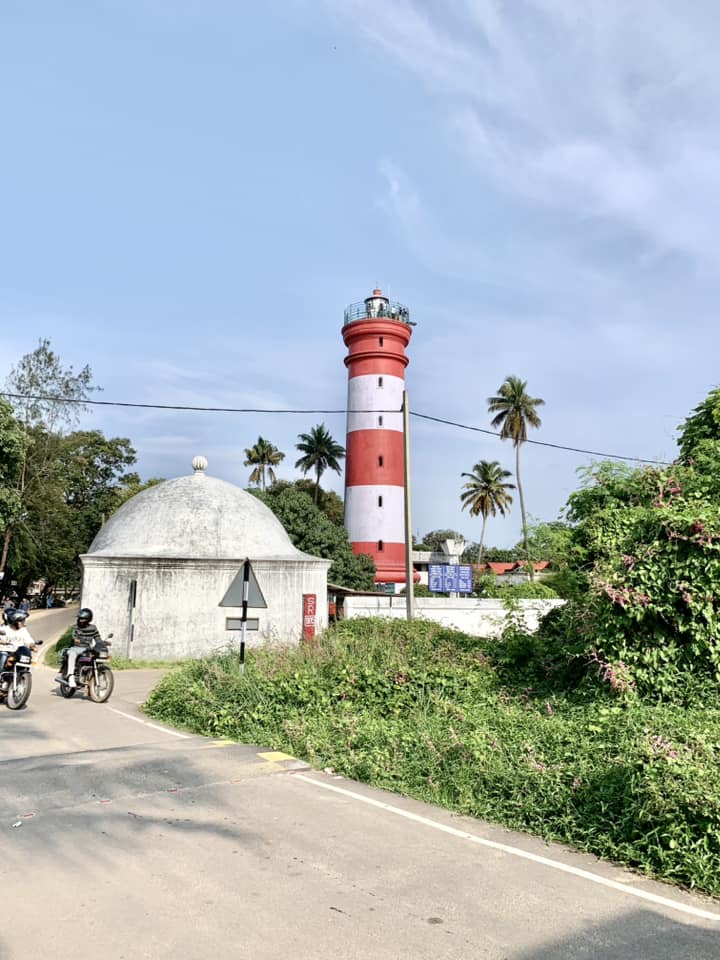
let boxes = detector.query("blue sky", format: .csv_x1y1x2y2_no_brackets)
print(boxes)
1,1,717,547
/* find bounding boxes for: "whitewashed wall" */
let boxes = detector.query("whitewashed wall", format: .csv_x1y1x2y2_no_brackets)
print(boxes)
342,596,565,637
80,556,331,660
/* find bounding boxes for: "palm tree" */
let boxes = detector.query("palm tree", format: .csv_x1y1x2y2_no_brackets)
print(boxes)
294,423,345,504
460,460,515,567
487,376,544,578
243,436,285,492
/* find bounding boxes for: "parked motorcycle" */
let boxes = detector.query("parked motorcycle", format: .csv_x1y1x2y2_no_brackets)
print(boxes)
58,633,115,703
0,642,39,710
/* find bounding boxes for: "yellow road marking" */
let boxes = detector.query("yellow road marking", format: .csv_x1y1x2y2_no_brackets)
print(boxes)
257,751,295,763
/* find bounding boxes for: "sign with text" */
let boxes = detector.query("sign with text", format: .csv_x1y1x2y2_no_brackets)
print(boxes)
428,564,473,593
302,594,317,640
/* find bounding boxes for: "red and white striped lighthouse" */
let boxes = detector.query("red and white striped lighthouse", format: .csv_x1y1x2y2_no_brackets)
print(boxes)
342,289,413,585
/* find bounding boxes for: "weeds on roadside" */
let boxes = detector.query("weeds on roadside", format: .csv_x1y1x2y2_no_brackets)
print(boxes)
145,617,720,897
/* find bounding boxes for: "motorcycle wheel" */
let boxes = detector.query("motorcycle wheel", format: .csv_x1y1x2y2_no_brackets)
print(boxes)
6,672,32,710
59,682,76,699
88,666,114,703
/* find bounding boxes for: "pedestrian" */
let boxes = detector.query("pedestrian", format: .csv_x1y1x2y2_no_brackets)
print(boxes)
46,594,52,609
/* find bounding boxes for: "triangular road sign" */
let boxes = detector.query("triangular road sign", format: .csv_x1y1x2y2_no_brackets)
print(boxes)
219,560,267,608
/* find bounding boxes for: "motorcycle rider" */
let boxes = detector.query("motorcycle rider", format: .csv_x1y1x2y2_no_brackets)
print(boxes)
0,610,38,671
60,608,104,688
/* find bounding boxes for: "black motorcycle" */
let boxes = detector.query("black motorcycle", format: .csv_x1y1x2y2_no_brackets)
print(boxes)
0,643,38,710
58,634,114,703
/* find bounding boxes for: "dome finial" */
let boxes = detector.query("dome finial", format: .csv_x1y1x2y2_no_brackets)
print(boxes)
192,455,208,475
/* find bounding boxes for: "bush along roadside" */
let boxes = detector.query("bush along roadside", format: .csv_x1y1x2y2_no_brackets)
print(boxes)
144,617,720,897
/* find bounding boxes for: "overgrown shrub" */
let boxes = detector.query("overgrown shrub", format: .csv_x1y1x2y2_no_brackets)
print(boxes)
146,618,720,895
549,456,720,699
474,573,559,600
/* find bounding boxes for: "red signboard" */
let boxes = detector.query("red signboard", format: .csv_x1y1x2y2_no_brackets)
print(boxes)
302,593,317,640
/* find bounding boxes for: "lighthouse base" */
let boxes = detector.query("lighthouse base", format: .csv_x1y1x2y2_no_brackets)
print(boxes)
351,542,420,584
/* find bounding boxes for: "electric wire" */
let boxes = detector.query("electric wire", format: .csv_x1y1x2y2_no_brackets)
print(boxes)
0,391,672,465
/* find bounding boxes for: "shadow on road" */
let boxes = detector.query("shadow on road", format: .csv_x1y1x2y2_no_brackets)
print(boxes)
512,906,719,959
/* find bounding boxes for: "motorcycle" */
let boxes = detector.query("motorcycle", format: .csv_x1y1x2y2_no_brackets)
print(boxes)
58,633,115,703
0,642,40,710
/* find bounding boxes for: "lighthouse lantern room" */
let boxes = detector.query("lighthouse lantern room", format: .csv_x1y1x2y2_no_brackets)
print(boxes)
342,289,414,586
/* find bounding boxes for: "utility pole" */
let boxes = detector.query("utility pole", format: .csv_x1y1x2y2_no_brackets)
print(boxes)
403,390,415,621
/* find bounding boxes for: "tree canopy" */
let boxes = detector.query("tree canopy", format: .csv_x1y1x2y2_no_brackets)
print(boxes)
415,529,466,553
294,423,345,504
677,387,720,461
460,460,515,565
252,484,375,590
488,375,544,576
243,436,285,492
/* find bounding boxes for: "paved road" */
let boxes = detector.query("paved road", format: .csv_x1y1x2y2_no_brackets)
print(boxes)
1,610,718,959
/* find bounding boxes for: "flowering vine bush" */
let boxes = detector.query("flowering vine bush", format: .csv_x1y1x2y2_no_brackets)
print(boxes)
549,434,720,698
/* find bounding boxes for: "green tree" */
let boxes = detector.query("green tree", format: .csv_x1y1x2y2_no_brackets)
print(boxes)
294,423,345,504
517,517,572,565
677,387,720,461
272,479,345,527
460,460,515,565
57,431,139,539
2,339,98,575
113,476,165,512
243,436,285,492
488,376,544,577
252,484,374,590
417,529,465,553
0,399,24,536
6,431,140,597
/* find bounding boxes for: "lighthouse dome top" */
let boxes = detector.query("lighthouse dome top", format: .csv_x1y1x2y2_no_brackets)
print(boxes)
87,457,310,561
343,288,411,326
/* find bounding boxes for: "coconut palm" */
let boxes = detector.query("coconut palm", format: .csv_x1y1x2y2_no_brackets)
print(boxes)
487,376,544,577
243,436,285,492
294,423,346,504
460,460,515,566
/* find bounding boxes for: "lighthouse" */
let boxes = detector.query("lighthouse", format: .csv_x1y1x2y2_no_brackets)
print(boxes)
342,289,414,586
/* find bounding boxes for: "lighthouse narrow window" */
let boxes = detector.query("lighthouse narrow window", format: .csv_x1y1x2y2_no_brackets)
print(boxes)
378,540,384,551
378,455,384,467
378,415,383,427
378,376,384,388
378,495,383,508
379,337,384,347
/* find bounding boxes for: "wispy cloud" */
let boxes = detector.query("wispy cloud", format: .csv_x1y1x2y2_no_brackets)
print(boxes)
329,0,720,266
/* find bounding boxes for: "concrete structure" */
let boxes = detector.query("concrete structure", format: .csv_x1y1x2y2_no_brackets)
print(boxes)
412,538,466,587
342,595,564,638
342,288,414,587
80,457,331,660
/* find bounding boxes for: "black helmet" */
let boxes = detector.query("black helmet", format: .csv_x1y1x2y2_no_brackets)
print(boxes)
7,610,27,626
77,608,93,625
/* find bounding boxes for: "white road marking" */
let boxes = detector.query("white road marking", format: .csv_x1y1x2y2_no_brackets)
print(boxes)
294,774,720,924
107,706,190,739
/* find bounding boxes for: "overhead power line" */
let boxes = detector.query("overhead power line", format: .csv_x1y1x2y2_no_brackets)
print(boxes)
411,412,670,465
0,391,672,466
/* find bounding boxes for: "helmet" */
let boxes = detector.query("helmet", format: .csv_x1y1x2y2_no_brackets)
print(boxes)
7,610,27,626
77,608,93,625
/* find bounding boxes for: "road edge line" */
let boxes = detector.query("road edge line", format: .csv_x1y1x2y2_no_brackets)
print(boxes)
293,773,720,924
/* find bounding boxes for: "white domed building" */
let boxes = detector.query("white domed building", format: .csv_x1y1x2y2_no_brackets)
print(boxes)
80,457,331,660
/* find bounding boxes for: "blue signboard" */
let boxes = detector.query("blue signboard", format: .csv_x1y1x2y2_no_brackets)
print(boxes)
428,564,473,593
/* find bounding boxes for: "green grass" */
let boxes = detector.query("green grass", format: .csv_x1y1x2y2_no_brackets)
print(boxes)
144,618,720,897
44,628,183,670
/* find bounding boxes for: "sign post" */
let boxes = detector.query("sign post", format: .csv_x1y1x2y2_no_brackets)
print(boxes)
126,579,137,661
219,559,267,674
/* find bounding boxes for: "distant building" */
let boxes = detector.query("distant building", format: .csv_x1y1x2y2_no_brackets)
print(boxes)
80,457,330,660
